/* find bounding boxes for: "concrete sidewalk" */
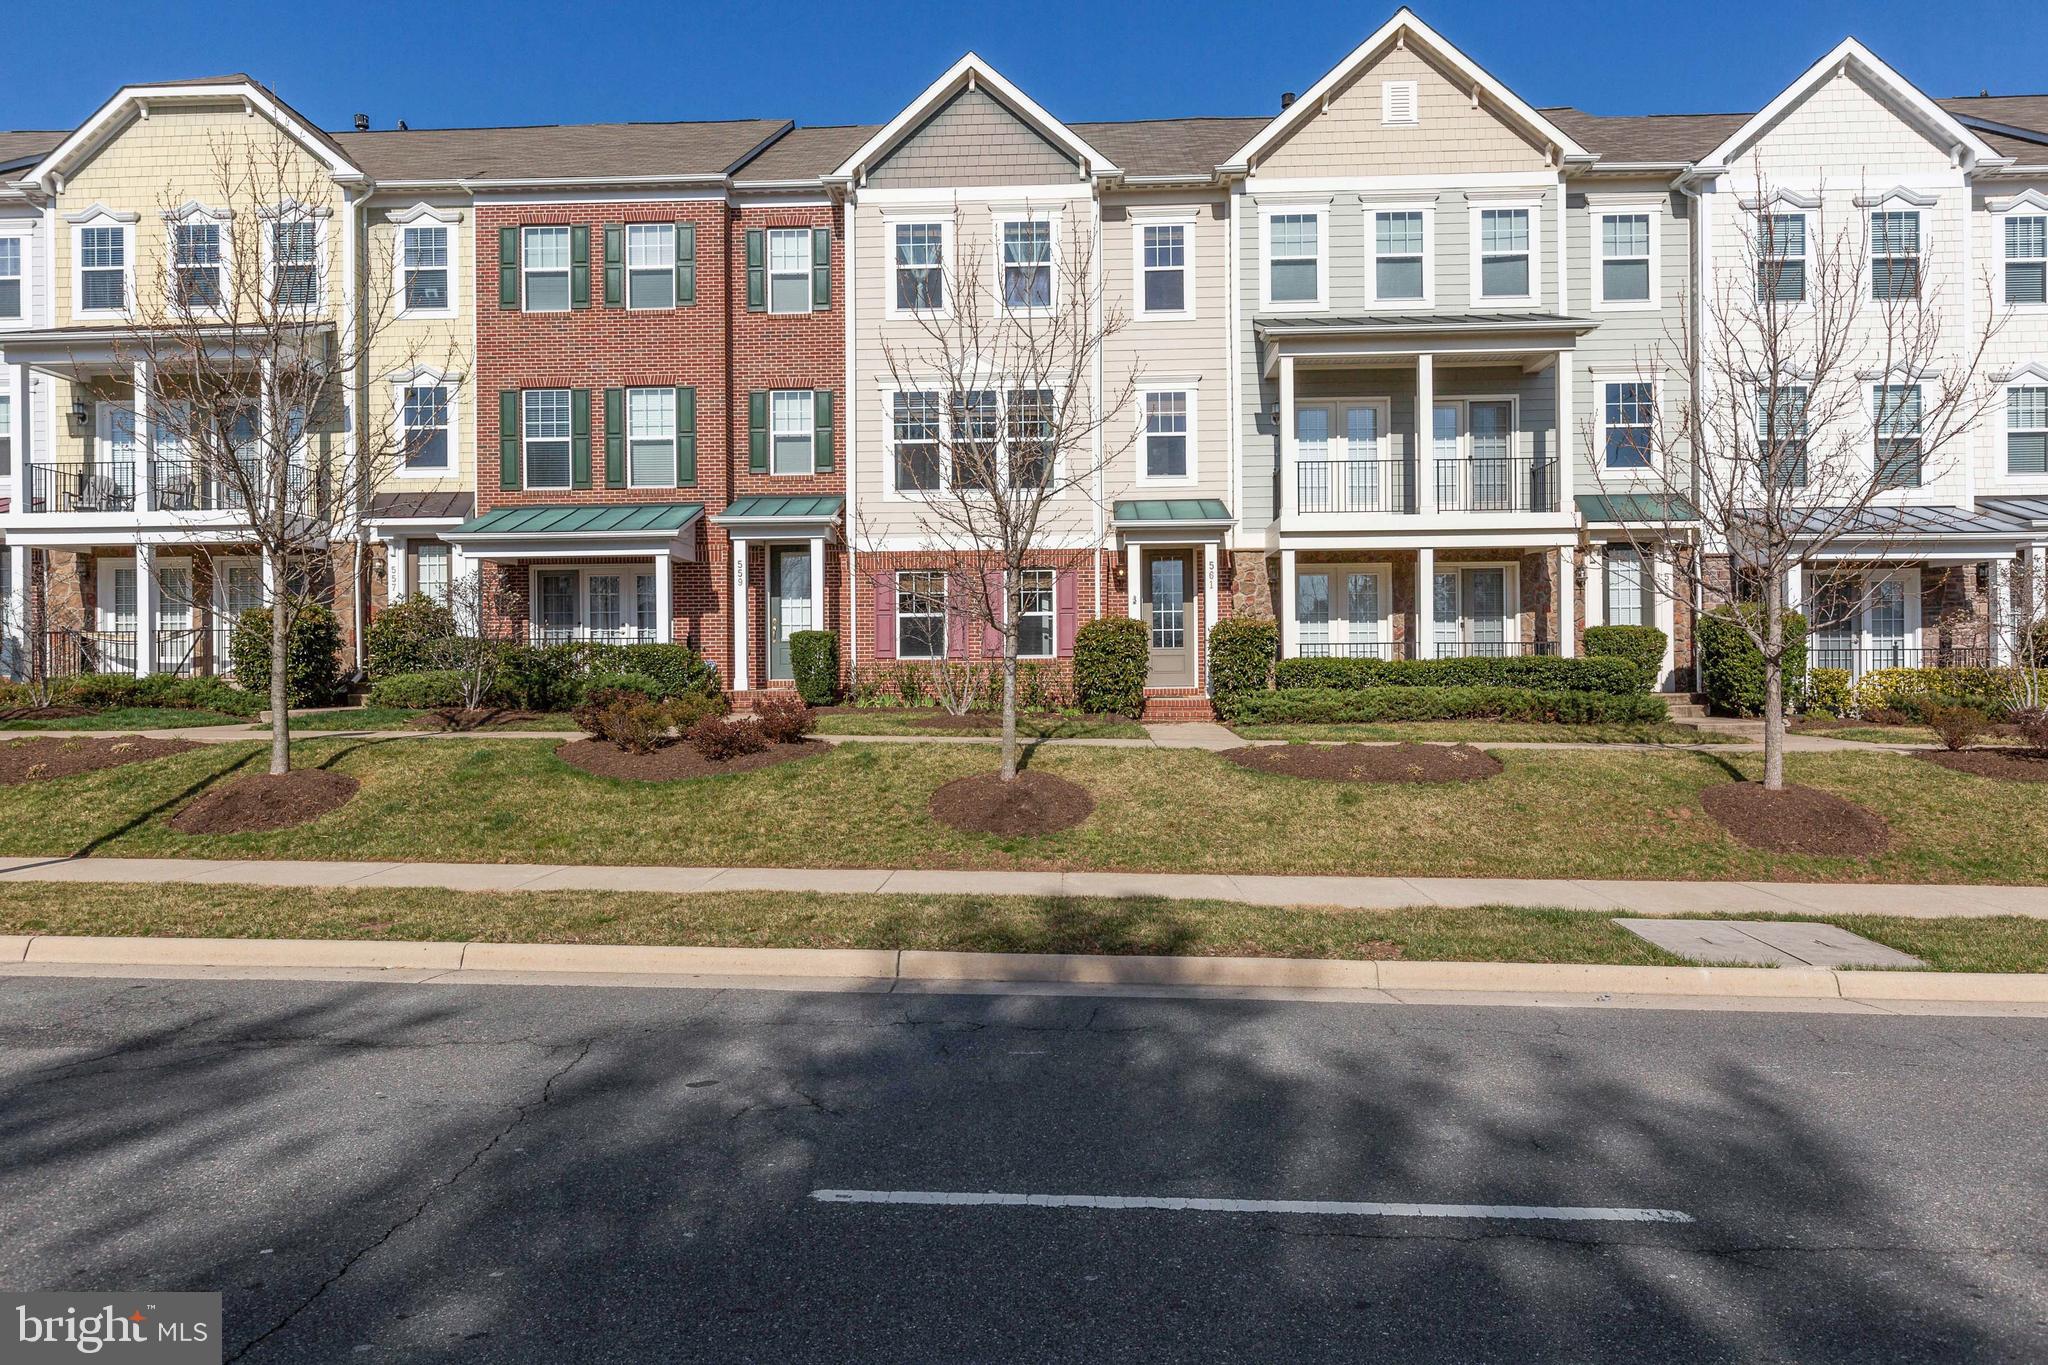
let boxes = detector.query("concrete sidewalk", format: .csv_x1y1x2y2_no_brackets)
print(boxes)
0,853,2038,919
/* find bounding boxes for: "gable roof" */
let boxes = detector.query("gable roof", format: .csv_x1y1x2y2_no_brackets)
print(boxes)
1540,109,1747,166
1224,7,1589,172
733,124,876,186
334,118,789,185
830,53,1119,182
0,131,64,184
1071,117,1269,180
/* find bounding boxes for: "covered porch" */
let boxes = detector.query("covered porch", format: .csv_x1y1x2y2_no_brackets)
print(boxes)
13,538,280,679
711,495,844,692
445,503,702,649
1113,499,1230,693
1277,536,1575,662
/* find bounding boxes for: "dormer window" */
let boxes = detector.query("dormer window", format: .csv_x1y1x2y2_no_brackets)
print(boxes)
1381,81,1419,126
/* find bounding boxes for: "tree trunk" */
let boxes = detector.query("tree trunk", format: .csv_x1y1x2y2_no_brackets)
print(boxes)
268,550,291,777
999,572,1020,782
1762,585,1785,792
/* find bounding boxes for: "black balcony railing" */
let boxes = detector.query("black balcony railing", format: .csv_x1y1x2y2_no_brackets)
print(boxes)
1808,643,1992,679
154,628,202,677
22,457,318,515
42,629,138,677
28,462,137,513
152,453,319,512
1434,457,1558,513
1427,637,1559,659
1297,639,1411,660
1296,459,1414,515
529,624,660,647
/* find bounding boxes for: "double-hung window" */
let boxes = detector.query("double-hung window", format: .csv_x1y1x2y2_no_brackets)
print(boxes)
892,391,941,491
402,225,450,313
1759,385,1809,486
1007,387,1055,488
1266,212,1319,305
626,388,676,487
895,571,946,659
766,228,811,314
401,385,451,471
0,236,22,320
1001,219,1052,309
172,222,223,309
1140,223,1187,315
79,224,128,314
1598,213,1652,304
2006,215,2048,306
1372,211,1426,302
626,224,676,310
1017,568,1055,658
1602,382,1654,468
1142,391,1189,480
894,222,944,312
1870,211,1921,301
521,226,571,312
272,219,320,309
523,389,573,489
769,390,814,475
950,389,999,491
1758,214,1807,303
2008,387,2048,475
1477,208,1531,300
1873,384,1923,489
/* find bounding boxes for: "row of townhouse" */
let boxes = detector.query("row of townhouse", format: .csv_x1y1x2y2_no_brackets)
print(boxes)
4,9,2048,706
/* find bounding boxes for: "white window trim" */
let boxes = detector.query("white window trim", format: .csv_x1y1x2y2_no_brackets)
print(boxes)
1364,201,1434,308
1863,202,1929,308
767,388,815,478
2003,376,2048,480
0,227,32,329
520,225,573,314
1756,209,1812,309
894,569,948,660
390,373,460,481
1431,559,1521,654
1015,566,1057,660
412,541,454,602
1468,200,1540,306
884,216,953,322
1595,374,1658,472
993,210,1059,316
523,388,574,491
1431,394,1521,464
1135,381,1200,487
879,383,1068,500
1994,201,2048,313
1259,203,1328,312
1292,561,1391,655
1809,566,1922,657
1131,215,1195,321
764,226,813,316
1865,379,1928,491
624,222,681,313
71,211,136,322
391,205,460,320
527,562,662,641
1589,203,1660,312
258,204,328,315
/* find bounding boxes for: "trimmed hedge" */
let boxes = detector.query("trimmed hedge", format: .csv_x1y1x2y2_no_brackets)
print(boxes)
579,643,718,699
1582,625,1667,692
366,595,456,677
41,673,262,717
1273,654,1641,697
1849,666,2023,719
1696,606,1806,716
367,670,475,709
1209,618,1277,702
1073,617,1149,717
1227,685,1670,726
230,604,343,707
790,630,840,705
1806,667,1853,719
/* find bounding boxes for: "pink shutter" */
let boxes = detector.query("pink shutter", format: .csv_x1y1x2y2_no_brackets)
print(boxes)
871,572,895,660
1056,568,1079,657
947,572,970,658
982,570,1004,654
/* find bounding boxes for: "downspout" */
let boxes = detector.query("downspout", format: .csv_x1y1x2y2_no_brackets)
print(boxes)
345,185,367,682
1678,170,1706,687
842,186,859,685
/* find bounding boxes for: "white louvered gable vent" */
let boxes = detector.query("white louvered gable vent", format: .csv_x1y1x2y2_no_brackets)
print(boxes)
1382,81,1419,126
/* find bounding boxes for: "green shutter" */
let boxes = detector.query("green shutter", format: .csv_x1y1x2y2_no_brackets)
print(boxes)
603,388,625,488
675,386,696,487
748,391,768,473
675,223,696,306
571,389,591,489
499,391,521,489
603,225,624,308
813,390,834,472
498,228,520,309
745,229,765,311
570,225,590,309
811,227,831,309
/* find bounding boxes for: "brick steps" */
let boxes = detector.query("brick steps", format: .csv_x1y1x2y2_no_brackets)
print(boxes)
1141,691,1216,723
1665,694,1712,721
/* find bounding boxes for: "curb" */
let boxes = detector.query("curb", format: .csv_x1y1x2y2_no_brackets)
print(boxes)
4,934,2046,1003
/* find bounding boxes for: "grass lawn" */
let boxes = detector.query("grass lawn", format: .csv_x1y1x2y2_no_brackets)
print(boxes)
1231,720,1740,746
815,711,1148,739
0,881,2037,972
0,707,248,731
2,737,2046,885
279,707,581,732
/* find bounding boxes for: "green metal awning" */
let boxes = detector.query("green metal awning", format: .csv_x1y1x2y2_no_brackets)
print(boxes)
450,503,704,538
713,494,845,522
1113,497,1233,525
1576,493,1699,525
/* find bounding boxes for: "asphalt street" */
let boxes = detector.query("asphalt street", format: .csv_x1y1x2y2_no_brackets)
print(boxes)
0,974,2042,1362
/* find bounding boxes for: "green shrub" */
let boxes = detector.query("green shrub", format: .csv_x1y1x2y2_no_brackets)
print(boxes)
1924,703,1989,751
1209,618,1277,702
1073,617,1149,717
1016,661,1072,713
583,671,659,700
1273,654,1640,697
582,643,718,699
43,673,262,716
789,630,840,705
1849,665,2021,719
1226,685,1670,727
497,645,585,710
574,689,683,754
230,603,343,707
1805,667,1853,718
367,670,472,709
1582,625,1667,692
367,595,456,677
1696,606,1807,716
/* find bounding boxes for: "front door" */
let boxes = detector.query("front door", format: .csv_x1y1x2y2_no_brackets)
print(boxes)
767,546,812,682
536,571,577,644
1143,550,1195,687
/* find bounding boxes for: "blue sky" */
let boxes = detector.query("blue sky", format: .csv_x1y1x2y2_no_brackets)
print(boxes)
7,0,2046,135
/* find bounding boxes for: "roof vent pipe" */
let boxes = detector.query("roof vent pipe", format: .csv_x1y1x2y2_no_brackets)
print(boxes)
1280,92,1297,110
353,113,369,131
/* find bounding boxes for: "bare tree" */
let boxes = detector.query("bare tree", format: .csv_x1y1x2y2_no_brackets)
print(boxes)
442,570,522,714
1591,164,2004,789
112,129,455,774
1987,556,2048,716
860,206,1139,781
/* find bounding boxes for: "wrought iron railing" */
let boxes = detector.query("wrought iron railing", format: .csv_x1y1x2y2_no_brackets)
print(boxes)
528,625,660,647
1296,459,1415,515
42,629,138,677
1426,638,1559,659
1297,639,1410,660
22,457,317,514
1434,457,1558,513
27,461,137,513
1807,643,1992,679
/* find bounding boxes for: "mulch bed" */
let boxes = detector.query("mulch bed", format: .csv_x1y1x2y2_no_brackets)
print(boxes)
1698,782,1891,856
818,706,1128,732
554,737,828,782
1225,741,1503,784
411,708,555,732
168,769,361,834
1916,747,2048,783
0,736,201,786
928,770,1095,836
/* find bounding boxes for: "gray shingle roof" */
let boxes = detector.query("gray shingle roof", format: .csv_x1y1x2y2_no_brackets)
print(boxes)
1071,117,1271,177
734,124,875,184
1540,108,1749,163
1942,95,2048,139
333,119,790,183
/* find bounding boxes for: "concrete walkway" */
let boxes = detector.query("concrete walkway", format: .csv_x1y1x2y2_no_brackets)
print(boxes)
0,853,2038,919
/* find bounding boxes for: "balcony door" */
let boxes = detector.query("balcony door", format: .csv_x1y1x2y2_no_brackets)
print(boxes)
1433,399,1519,512
1296,402,1392,513
1433,565,1511,658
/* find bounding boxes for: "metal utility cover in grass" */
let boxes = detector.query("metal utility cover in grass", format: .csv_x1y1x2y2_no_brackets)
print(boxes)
1615,919,1923,968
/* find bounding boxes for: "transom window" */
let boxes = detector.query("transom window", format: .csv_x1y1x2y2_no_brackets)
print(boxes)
1873,383,1923,488
892,391,941,491
402,225,449,312
1599,213,1652,303
627,224,676,310
79,225,127,312
1758,214,1807,303
172,222,222,308
627,388,676,487
401,385,450,470
1603,382,1654,468
521,226,571,312
272,220,319,309
1001,219,1052,309
1267,213,1319,304
1870,211,1922,301
894,222,944,312
1143,391,1189,480
769,390,814,475
0,237,22,320
2008,387,2048,475
1478,209,1531,299
1140,224,1186,314
1758,385,1810,487
523,389,573,489
1018,568,1055,659
766,227,811,314
1373,211,1426,302
2006,215,2047,305
895,571,947,659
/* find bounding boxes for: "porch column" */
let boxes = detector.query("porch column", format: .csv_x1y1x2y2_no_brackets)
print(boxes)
1416,545,1435,660
1414,354,1435,516
1278,354,1296,520
1557,544,1576,658
1202,538,1219,640
1278,548,1297,658
1992,556,2013,666
386,535,408,599
1583,545,1605,628
1125,541,1141,618
653,548,673,644
1555,351,1574,514
135,542,159,678
1784,561,1803,615
730,538,750,691
131,359,154,512
8,544,30,674
809,535,826,645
